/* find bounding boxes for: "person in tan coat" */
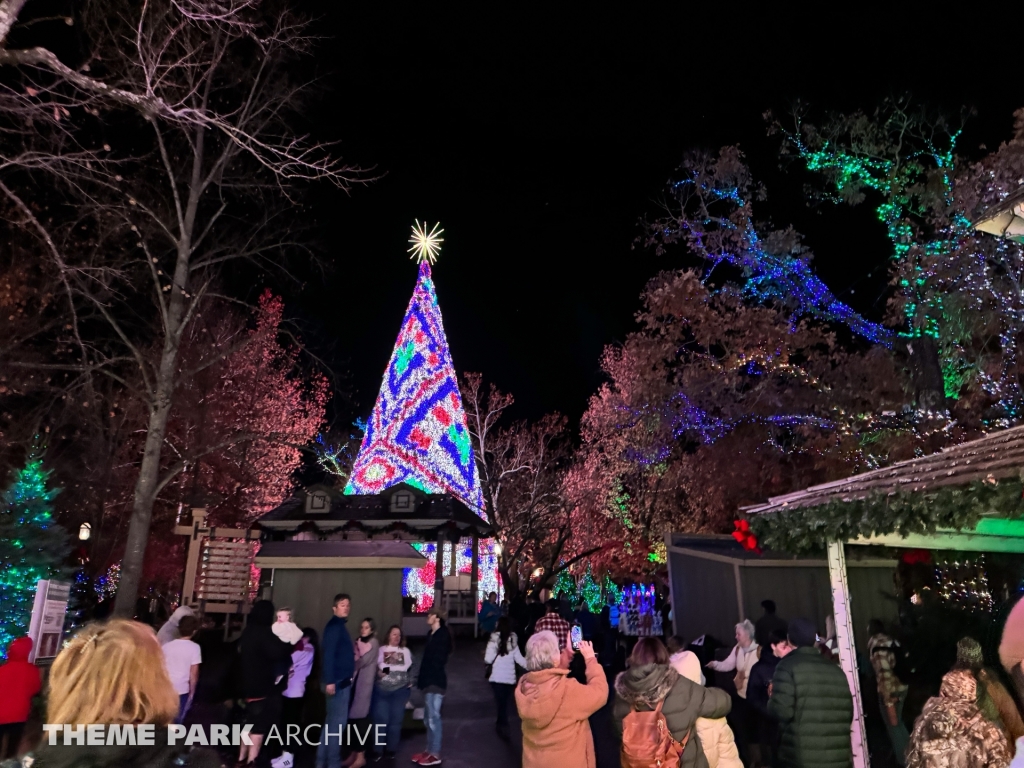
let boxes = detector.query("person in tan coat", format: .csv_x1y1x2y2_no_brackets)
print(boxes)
515,629,608,768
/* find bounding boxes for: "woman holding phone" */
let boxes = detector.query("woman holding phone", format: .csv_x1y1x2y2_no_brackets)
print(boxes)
371,625,413,763
484,616,526,740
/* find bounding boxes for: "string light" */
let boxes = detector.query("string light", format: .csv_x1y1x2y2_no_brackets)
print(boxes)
0,456,71,655
401,539,502,612
786,120,1024,423
345,259,485,513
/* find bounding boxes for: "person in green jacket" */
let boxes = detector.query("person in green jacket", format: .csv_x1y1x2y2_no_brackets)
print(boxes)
613,637,732,768
768,618,853,768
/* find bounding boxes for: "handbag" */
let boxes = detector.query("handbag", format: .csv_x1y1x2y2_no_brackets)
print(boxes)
484,662,493,679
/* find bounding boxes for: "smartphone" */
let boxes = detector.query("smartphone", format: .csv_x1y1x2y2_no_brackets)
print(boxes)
570,624,582,651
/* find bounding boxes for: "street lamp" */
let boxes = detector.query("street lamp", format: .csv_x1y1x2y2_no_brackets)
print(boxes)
79,522,92,541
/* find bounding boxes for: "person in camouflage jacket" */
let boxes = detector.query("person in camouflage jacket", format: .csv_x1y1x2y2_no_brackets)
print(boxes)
905,668,1010,768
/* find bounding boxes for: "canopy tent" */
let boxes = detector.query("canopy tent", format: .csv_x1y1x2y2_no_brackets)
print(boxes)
744,424,1024,768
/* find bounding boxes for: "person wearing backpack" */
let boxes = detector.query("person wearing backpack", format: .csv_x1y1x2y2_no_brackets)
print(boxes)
515,629,607,768
613,637,732,768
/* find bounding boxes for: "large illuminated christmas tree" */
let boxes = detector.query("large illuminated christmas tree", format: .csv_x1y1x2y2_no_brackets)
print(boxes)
345,222,485,514
0,455,71,655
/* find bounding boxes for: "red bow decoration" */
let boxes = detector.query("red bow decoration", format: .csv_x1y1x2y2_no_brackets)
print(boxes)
732,519,761,554
901,548,931,566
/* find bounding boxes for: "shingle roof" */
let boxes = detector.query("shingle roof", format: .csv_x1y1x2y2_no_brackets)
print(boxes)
257,484,494,536
744,425,1024,516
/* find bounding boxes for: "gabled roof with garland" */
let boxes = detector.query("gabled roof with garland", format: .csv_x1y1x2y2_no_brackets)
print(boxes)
744,424,1024,516
744,426,1024,554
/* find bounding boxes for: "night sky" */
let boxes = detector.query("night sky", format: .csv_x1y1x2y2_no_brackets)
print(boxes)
287,6,1023,424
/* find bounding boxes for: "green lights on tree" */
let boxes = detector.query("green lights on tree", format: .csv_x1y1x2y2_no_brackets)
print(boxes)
0,455,71,655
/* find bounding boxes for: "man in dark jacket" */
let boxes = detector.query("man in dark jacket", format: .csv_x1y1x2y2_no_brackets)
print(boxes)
768,617,853,768
755,600,788,647
316,594,354,768
414,610,451,766
748,630,790,768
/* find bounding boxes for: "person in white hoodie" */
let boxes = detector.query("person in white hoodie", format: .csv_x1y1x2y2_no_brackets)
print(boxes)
670,637,742,768
484,616,526,740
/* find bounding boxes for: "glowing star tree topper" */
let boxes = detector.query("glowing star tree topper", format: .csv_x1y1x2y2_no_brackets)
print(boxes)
409,220,444,265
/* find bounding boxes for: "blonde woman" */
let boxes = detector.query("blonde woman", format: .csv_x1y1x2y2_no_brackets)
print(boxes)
14,619,221,768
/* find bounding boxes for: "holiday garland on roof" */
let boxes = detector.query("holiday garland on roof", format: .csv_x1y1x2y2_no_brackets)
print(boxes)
0,455,71,655
748,477,1024,555
345,222,484,514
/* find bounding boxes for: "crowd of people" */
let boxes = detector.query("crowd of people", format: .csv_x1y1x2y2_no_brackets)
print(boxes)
2,588,1024,768
474,591,1024,768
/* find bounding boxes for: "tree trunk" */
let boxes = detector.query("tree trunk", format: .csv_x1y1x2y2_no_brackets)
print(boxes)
112,378,175,616
113,241,190,616
499,562,518,601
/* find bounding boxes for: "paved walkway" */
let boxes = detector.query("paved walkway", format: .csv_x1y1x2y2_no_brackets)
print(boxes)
393,638,621,768
184,632,620,767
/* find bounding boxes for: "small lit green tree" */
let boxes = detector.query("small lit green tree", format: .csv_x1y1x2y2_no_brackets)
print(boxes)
0,456,71,653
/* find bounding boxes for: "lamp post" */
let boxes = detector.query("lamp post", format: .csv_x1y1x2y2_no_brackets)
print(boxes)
79,522,92,541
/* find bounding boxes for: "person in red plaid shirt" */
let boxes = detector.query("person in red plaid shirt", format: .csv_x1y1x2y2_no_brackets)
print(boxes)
533,600,570,650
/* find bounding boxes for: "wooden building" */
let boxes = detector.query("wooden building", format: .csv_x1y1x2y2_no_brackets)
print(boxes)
255,483,494,636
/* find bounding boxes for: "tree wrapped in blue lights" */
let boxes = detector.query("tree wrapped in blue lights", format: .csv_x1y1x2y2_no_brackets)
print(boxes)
0,456,71,654
643,146,892,347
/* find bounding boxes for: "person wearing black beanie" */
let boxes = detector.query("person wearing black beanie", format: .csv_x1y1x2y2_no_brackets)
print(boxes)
787,618,817,649
768,618,853,767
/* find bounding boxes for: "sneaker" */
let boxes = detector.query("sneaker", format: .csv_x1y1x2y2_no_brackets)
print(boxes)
416,756,441,766
271,754,294,768
410,755,426,764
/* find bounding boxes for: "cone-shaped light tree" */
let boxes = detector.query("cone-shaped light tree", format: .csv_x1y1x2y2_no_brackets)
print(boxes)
0,455,71,653
345,222,485,514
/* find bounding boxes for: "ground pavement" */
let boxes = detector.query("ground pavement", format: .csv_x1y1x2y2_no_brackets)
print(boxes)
389,639,621,768
185,632,621,768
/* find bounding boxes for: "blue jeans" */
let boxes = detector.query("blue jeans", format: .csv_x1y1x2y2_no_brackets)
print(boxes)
177,694,190,724
423,692,444,756
372,686,411,755
315,684,351,768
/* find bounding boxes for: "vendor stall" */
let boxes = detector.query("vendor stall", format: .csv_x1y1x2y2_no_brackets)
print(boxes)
666,534,898,650
745,424,1024,768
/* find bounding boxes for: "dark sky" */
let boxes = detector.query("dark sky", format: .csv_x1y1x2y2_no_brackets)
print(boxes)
290,6,1023,424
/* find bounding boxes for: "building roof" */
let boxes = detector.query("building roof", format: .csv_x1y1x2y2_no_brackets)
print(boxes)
257,482,494,537
744,424,1024,516
974,185,1024,243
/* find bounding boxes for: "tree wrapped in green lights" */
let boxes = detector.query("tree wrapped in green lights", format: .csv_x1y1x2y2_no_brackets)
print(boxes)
0,456,71,653
774,100,1024,426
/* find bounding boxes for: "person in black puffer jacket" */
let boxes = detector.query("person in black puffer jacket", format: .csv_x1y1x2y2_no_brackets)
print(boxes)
768,618,853,768
235,601,296,767
415,611,452,765
2,619,223,768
